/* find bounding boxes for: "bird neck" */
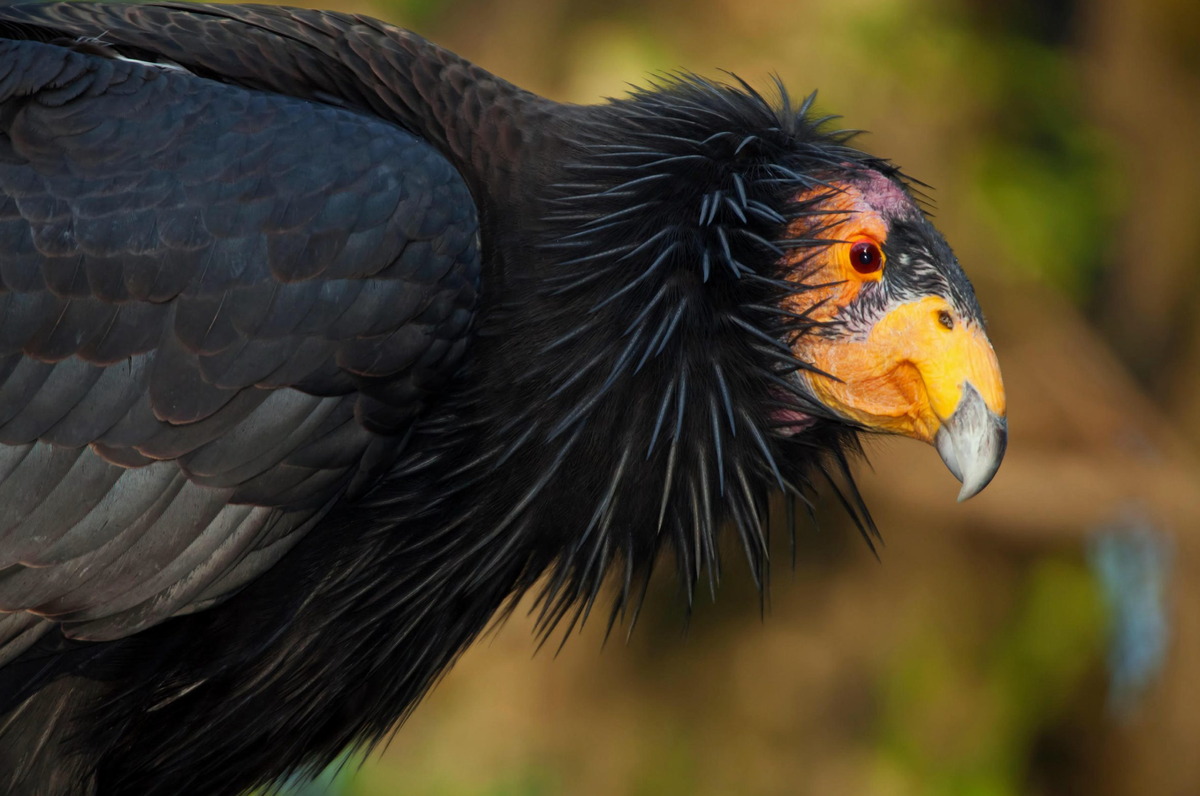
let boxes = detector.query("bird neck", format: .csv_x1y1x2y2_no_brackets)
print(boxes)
359,83,879,643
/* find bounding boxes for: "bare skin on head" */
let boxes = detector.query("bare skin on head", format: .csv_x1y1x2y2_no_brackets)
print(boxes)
783,174,1007,500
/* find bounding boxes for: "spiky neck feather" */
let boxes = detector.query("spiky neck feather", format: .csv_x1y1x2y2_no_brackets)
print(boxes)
365,76,891,640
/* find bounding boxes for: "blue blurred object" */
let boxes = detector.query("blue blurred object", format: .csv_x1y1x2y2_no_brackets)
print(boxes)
1087,507,1172,718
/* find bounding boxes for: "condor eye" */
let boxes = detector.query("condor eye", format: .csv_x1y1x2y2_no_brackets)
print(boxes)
849,240,883,274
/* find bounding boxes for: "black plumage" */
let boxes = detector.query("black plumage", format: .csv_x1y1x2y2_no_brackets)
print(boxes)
0,4,1002,795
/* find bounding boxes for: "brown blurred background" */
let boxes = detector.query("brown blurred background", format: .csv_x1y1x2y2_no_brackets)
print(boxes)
259,0,1200,793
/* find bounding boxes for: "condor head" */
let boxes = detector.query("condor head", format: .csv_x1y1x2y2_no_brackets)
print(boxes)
779,170,1007,502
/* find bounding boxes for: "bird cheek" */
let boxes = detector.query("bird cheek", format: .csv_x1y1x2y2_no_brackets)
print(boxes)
798,337,937,438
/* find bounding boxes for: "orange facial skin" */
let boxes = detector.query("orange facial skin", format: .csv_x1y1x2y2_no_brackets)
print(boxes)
782,180,1005,443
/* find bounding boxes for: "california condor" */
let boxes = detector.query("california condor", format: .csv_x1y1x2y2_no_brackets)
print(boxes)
0,4,1007,794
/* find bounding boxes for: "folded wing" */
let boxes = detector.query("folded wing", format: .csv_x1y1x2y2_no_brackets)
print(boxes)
0,38,480,658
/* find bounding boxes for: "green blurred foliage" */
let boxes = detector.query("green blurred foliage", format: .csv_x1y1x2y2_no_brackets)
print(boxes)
377,0,460,27
965,41,1120,302
346,766,557,796
872,558,1106,796
853,0,1121,299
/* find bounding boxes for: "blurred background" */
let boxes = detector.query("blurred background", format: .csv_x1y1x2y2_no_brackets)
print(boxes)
254,0,1198,793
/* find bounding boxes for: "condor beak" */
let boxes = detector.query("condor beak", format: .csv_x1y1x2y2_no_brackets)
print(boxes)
934,382,1008,501
797,296,1007,501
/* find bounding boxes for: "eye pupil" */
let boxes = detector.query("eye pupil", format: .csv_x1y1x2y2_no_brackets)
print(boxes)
938,310,954,330
850,241,882,274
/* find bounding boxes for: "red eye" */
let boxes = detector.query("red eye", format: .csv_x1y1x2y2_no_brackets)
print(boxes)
849,240,883,274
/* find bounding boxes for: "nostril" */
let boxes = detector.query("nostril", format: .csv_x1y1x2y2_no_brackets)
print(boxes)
937,310,954,330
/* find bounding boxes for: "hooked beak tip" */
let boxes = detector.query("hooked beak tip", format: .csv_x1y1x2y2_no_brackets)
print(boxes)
934,383,1007,502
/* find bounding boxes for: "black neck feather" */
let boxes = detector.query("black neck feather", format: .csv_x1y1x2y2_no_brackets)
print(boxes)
361,74,889,646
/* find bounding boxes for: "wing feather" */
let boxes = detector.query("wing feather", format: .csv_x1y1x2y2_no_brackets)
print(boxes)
0,37,480,655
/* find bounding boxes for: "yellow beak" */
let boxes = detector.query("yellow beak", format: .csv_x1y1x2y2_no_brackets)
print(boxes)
800,296,1007,500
